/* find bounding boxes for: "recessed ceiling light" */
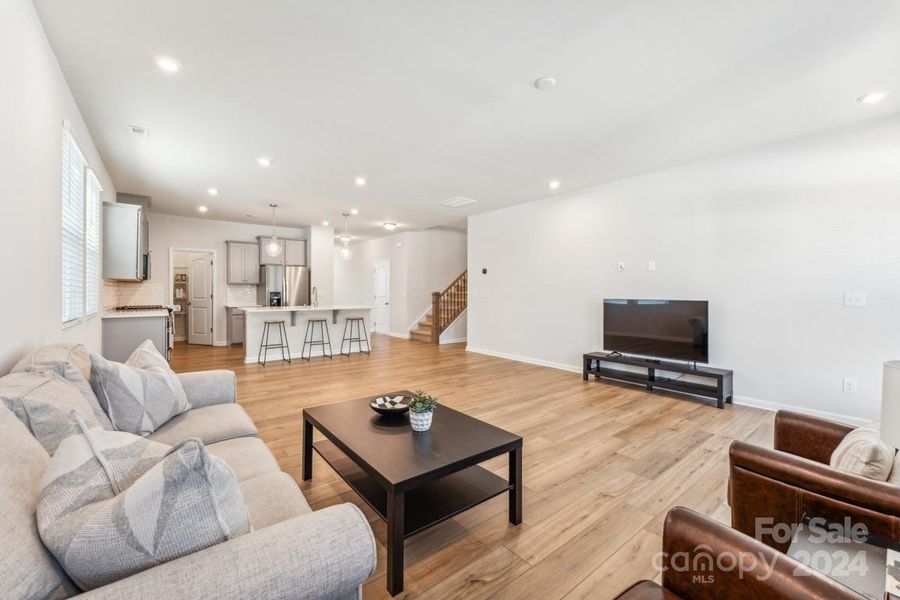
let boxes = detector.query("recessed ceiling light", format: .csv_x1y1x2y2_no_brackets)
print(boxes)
207,188,219,196
155,56,181,73
534,77,557,90
257,156,273,167
322,220,329,226
350,208,359,215
858,91,889,104
198,206,208,213
549,180,561,189
383,222,397,231
355,177,366,187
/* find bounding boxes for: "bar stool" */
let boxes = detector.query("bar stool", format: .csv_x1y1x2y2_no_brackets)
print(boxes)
340,317,370,356
258,320,291,366
302,318,333,360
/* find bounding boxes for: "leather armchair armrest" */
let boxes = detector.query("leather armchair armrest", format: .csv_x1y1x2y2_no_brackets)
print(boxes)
730,441,900,517
661,507,861,599
773,410,853,464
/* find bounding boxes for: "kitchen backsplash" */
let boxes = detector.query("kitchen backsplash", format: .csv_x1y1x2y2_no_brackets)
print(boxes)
103,280,166,308
226,285,258,306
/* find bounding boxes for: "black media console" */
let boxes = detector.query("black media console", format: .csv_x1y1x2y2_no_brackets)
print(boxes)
582,352,733,409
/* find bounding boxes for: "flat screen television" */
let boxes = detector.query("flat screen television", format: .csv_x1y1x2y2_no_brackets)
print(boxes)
603,299,708,363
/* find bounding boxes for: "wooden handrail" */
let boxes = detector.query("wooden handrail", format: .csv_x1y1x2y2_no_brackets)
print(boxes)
431,270,467,343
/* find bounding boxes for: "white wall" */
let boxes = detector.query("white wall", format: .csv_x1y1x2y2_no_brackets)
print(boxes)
333,228,467,337
0,0,116,372
468,114,900,424
147,213,307,346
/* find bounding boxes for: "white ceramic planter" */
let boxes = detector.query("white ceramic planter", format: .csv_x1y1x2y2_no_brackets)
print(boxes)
409,409,433,432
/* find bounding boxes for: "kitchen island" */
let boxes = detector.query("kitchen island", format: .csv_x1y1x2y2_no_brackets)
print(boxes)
243,305,372,363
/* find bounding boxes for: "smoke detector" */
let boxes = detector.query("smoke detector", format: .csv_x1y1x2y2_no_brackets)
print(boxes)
534,77,557,90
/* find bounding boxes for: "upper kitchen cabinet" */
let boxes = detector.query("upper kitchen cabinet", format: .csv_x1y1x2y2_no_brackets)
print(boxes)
226,241,260,284
257,236,284,266
103,195,150,281
284,239,307,266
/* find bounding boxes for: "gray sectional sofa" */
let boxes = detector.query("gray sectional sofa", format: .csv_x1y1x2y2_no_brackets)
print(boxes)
1,344,376,600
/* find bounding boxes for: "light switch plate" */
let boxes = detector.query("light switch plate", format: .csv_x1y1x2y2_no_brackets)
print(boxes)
842,377,859,394
843,292,867,308
648,260,656,271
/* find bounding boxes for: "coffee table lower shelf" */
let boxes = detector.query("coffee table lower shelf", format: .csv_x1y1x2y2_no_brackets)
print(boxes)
313,439,511,537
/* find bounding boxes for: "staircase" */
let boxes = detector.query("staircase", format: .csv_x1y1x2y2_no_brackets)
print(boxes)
409,270,467,344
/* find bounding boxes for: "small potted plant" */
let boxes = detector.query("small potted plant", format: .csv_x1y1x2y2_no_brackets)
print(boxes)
408,390,437,432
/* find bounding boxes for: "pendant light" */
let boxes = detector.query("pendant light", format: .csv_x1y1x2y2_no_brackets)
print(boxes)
339,212,353,261
265,203,282,257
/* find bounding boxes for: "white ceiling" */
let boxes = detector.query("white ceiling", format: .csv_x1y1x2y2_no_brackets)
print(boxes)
34,0,900,240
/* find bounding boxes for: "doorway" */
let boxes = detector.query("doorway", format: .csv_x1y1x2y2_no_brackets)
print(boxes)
373,260,390,334
170,249,215,346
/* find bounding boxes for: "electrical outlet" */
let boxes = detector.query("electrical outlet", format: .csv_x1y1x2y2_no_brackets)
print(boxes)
843,292,867,308
648,260,656,271
617,262,625,271
842,377,859,394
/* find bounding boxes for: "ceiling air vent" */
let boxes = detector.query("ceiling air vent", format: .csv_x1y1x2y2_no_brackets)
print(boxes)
128,124,149,138
438,196,478,208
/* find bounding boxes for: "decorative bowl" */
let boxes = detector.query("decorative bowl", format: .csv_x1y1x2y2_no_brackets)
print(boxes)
369,395,411,415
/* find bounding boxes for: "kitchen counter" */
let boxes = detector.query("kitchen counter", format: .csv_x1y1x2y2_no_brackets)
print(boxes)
225,304,263,309
102,309,170,319
243,306,372,363
242,305,371,313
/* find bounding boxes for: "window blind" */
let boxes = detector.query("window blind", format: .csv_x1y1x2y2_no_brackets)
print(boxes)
86,169,102,315
61,129,86,323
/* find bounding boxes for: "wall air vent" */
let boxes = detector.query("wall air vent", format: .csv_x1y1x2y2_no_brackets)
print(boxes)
438,196,478,208
128,125,149,138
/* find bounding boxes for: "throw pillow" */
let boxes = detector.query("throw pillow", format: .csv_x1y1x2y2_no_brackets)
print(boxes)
23,362,113,430
830,422,896,481
0,371,103,454
13,342,92,381
37,415,250,591
90,340,190,436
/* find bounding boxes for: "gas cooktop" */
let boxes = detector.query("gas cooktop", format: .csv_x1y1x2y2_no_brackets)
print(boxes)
115,305,170,311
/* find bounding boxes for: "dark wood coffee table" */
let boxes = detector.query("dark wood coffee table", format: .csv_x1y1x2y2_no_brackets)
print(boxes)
302,391,523,596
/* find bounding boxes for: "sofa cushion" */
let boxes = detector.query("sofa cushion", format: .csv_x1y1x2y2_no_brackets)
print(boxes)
830,422,896,481
148,403,258,446
207,436,281,482
0,371,104,454
0,405,77,600
13,342,92,382
38,425,251,591
90,340,190,436
240,471,312,530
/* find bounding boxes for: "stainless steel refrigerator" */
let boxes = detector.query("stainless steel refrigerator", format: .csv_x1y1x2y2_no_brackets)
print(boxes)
257,265,310,307
284,266,310,306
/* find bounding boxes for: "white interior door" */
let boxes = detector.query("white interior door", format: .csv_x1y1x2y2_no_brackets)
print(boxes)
373,260,390,333
188,255,213,345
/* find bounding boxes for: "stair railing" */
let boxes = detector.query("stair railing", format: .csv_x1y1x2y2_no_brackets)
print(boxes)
430,270,467,343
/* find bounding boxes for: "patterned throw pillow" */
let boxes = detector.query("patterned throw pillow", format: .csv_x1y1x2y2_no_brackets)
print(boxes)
90,340,190,436
37,416,251,591
830,422,896,481
23,361,113,430
0,371,103,454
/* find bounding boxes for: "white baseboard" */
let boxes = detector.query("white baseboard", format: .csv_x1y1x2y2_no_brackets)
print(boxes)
213,341,228,347
440,337,467,345
243,345,370,363
465,346,867,427
380,331,410,339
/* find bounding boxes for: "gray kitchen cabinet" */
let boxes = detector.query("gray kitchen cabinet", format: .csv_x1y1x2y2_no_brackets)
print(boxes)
257,236,285,266
226,308,245,346
226,241,260,284
103,199,150,281
284,239,307,266
102,316,168,362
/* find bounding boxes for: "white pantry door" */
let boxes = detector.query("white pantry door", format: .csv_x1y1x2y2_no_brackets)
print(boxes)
188,255,213,345
373,260,390,333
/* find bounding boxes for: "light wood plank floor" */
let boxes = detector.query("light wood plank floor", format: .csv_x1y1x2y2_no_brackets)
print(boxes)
170,335,774,599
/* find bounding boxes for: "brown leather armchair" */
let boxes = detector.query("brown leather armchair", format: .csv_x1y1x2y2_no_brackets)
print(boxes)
614,507,861,599
729,410,900,552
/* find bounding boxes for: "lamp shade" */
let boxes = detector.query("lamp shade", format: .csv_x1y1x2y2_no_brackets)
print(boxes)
880,361,900,447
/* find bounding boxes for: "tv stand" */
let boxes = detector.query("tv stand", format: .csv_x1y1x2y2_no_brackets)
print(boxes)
582,352,733,409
